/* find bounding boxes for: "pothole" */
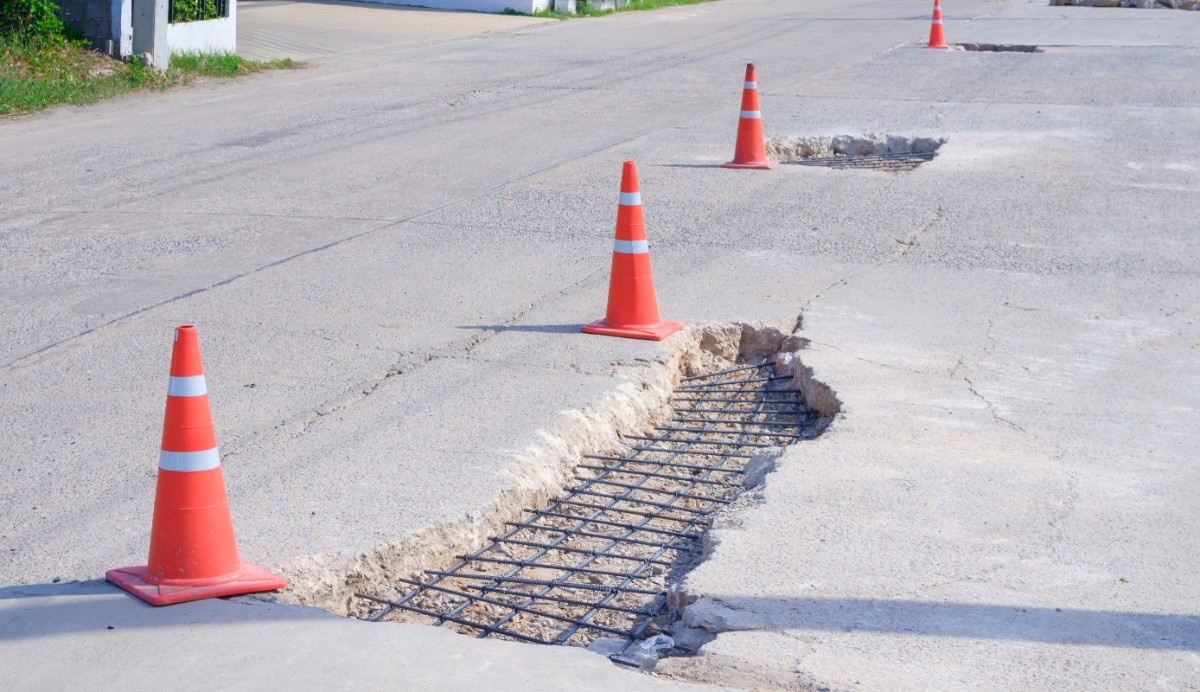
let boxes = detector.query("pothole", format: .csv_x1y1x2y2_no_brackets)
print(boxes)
348,324,840,670
1051,0,1199,10
958,43,1041,52
767,134,945,172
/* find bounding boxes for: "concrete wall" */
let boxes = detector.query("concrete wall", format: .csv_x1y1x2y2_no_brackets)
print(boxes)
56,0,234,58
56,0,113,49
371,0,550,13
166,5,237,55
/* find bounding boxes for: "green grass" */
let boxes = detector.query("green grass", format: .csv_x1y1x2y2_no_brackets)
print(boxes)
528,0,718,19
0,36,299,117
169,51,296,78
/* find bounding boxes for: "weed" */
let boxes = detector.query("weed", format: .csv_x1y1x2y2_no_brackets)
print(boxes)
0,0,65,39
0,38,300,116
169,52,295,77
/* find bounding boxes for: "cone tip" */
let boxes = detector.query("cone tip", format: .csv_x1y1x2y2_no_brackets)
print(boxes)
170,324,204,377
620,161,639,192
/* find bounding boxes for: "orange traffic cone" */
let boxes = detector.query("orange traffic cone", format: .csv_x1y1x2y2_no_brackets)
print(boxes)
724,63,776,170
927,0,949,49
582,161,684,341
106,325,286,606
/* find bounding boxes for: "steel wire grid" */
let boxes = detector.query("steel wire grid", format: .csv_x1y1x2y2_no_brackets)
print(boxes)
786,151,936,172
357,361,819,650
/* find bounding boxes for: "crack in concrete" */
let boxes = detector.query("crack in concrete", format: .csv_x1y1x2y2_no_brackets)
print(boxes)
0,213,416,372
218,348,435,459
956,317,1028,433
285,355,433,442
962,374,1027,433
437,353,594,377
443,273,606,367
809,340,931,375
225,267,606,454
0,104,676,374
891,205,944,263
276,327,408,357
949,353,966,378
793,268,869,334
794,194,941,335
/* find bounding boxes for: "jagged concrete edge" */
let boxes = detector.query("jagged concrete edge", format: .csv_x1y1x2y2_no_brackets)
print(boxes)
671,336,844,636
766,133,948,160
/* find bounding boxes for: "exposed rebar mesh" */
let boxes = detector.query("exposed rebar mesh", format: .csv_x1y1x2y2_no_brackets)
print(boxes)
356,360,820,655
787,151,935,172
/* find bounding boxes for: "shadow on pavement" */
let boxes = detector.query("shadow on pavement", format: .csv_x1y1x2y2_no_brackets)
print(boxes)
701,596,1200,651
0,580,330,642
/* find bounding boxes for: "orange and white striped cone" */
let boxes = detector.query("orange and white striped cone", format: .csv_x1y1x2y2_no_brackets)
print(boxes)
106,325,286,606
582,161,684,341
927,0,949,49
724,63,776,170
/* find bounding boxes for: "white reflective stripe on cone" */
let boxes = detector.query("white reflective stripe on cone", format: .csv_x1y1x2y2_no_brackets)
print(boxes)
932,19,942,24
159,448,221,472
167,374,207,397
618,192,642,206
744,81,757,90
740,110,762,119
613,240,649,254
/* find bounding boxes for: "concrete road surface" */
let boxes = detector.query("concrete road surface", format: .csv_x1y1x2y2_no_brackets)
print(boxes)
1,0,1197,689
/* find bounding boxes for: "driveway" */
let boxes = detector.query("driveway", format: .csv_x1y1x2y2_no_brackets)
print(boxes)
237,0,550,62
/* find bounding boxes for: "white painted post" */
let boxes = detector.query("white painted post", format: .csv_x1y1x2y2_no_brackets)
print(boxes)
553,0,575,12
132,0,169,69
113,0,133,57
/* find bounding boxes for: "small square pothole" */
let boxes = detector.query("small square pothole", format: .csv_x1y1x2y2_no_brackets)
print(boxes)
959,43,1042,52
767,135,945,172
